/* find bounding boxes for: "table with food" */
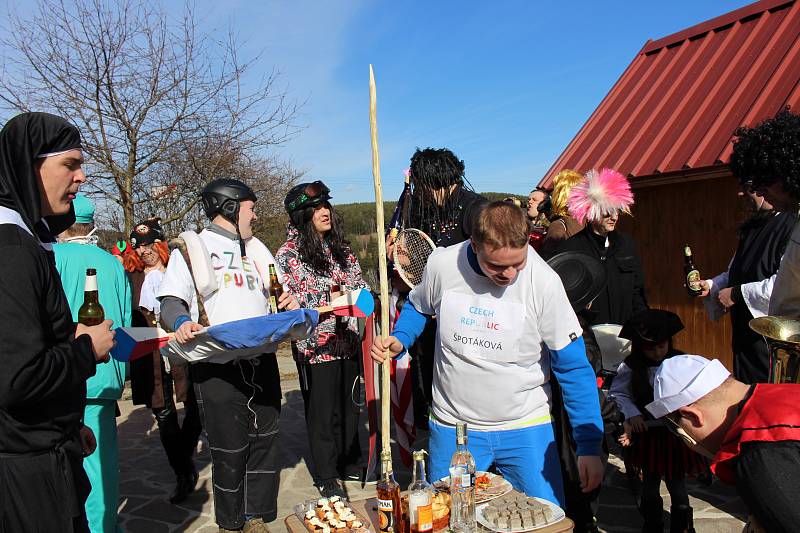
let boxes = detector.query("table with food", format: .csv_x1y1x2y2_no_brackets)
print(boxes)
285,436,574,533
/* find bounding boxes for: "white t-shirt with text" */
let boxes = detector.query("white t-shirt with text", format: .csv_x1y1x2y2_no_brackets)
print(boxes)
408,241,581,430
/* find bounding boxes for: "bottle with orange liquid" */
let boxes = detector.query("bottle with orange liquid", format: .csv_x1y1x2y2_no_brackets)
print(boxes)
377,450,404,533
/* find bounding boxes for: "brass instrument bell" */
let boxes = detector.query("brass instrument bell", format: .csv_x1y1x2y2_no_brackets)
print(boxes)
749,316,800,384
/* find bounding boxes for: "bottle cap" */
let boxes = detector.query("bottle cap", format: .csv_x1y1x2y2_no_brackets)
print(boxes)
684,245,692,256
86,268,97,276
412,449,427,460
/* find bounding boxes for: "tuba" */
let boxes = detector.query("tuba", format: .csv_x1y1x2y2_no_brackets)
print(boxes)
749,316,800,384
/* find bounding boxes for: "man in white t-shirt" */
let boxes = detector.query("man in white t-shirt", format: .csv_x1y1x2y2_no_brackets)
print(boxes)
157,178,298,533
372,201,604,507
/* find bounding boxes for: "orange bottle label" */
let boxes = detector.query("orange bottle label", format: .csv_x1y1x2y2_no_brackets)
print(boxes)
416,504,433,532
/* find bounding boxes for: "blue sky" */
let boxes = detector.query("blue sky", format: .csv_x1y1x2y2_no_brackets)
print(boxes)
2,0,753,204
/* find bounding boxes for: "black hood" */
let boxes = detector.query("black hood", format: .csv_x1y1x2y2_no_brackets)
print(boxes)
0,112,82,241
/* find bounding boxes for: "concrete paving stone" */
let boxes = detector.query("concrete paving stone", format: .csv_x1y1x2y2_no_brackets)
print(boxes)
130,499,192,524
118,495,151,515
692,519,745,533
120,478,167,496
121,517,173,533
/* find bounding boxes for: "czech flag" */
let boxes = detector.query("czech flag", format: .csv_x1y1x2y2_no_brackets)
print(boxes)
204,309,320,350
111,327,171,362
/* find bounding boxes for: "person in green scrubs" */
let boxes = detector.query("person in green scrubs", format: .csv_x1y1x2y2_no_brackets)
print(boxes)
54,194,131,533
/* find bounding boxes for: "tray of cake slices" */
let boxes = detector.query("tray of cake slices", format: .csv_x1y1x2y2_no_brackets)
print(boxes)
476,491,565,532
293,496,371,533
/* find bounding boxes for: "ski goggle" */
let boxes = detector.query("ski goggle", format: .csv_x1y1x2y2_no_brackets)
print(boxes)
286,181,331,212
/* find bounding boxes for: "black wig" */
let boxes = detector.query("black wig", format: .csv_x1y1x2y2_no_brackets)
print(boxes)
730,108,800,200
293,202,351,275
407,147,473,239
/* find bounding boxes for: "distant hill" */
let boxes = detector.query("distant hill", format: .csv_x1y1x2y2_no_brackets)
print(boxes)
255,191,524,287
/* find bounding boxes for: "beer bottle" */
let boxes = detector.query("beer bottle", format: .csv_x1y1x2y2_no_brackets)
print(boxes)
377,450,404,533
684,245,703,297
78,268,105,325
268,264,284,313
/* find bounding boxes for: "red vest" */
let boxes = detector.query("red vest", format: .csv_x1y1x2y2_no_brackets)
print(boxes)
712,384,800,484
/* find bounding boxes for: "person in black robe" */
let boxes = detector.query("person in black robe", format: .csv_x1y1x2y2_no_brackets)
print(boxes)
557,224,648,326
0,112,115,533
555,168,647,327
699,187,797,383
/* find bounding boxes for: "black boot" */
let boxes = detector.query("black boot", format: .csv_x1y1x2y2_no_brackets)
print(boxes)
639,499,664,532
169,467,199,504
669,505,696,533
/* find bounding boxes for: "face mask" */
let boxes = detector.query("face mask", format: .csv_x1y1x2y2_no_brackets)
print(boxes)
58,227,99,246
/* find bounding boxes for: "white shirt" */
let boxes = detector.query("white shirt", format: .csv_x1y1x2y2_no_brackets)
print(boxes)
139,269,164,315
769,218,800,317
408,241,581,430
608,362,656,420
157,229,282,362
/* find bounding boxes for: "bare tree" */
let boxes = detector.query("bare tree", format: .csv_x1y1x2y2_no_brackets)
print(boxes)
0,0,301,233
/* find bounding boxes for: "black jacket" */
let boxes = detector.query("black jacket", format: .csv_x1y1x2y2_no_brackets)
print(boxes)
0,225,96,453
557,228,647,326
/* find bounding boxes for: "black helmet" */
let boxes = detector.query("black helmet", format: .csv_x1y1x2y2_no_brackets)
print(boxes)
284,180,332,226
200,179,257,222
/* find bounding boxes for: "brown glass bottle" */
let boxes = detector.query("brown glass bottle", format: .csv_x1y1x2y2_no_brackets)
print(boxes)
683,245,702,297
377,450,405,533
268,264,284,313
78,268,105,325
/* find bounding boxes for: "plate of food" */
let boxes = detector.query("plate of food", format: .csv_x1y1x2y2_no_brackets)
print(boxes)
293,496,370,533
476,492,565,532
434,471,513,504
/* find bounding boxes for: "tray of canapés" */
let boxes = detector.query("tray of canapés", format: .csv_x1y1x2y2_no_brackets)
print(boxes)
294,496,370,533
476,491,565,532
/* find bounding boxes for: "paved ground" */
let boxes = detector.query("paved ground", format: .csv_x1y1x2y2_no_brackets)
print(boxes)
116,354,747,532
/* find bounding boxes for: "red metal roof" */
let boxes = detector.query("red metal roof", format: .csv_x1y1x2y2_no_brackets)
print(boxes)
540,0,800,186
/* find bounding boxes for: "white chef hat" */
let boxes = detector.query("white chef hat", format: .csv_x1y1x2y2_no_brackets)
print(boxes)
646,354,731,419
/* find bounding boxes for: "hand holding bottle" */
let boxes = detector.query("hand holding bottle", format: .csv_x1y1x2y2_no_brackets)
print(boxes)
76,320,115,362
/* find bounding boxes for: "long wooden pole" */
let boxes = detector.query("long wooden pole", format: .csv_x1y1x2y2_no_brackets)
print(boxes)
369,65,393,459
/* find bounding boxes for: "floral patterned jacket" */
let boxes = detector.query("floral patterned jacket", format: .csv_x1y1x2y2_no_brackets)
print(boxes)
276,226,370,364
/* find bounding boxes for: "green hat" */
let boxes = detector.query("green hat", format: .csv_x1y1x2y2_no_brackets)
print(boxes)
73,194,94,223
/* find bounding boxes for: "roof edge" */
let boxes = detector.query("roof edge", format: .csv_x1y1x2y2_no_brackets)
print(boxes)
643,0,794,53
629,165,732,189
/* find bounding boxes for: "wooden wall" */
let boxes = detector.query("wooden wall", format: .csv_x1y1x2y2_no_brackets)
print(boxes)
617,174,744,370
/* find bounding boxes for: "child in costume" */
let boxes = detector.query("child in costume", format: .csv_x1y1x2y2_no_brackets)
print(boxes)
611,309,705,533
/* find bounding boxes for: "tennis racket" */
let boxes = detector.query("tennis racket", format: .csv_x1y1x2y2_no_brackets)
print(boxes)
393,228,435,288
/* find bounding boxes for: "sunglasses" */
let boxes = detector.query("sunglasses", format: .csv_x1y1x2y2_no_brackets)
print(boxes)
287,181,330,212
664,415,698,447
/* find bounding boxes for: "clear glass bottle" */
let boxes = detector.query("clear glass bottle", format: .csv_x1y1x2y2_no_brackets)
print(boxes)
449,423,476,533
408,450,433,533
377,450,404,533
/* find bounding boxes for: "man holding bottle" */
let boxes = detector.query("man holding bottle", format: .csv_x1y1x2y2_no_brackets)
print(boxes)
728,109,800,319
0,112,115,532
157,178,299,533
54,194,131,532
371,201,604,509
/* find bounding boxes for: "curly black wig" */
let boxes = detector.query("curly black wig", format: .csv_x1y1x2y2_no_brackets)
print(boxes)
293,202,351,275
730,108,800,199
407,147,474,238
